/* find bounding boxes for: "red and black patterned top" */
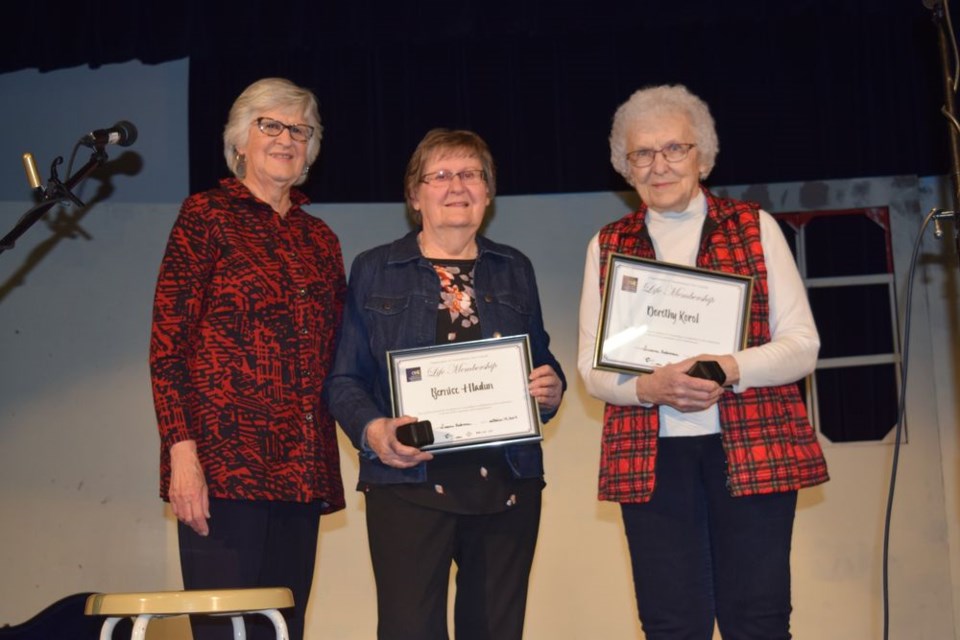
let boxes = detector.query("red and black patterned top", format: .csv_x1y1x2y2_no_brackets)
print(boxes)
150,178,346,512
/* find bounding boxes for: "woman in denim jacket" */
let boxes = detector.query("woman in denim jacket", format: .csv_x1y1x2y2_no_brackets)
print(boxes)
326,128,565,640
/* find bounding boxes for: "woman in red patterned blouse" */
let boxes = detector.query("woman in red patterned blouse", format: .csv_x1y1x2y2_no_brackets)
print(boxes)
149,77,345,640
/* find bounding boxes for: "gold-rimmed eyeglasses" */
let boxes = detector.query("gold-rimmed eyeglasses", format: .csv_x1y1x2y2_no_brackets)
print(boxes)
420,169,487,187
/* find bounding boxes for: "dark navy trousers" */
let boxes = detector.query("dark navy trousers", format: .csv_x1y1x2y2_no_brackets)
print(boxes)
621,434,797,640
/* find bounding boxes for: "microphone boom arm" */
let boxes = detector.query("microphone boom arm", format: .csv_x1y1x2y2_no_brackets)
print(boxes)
0,147,108,255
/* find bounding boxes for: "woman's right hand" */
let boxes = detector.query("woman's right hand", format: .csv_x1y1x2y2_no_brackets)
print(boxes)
635,358,724,412
365,416,434,469
169,440,211,536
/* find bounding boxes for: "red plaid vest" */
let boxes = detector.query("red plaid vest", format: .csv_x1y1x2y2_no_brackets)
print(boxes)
596,188,829,503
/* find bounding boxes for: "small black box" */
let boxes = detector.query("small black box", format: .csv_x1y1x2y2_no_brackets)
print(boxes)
686,360,726,385
396,420,434,448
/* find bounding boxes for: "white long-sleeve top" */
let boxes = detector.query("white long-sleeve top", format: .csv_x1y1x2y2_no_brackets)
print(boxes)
577,190,820,437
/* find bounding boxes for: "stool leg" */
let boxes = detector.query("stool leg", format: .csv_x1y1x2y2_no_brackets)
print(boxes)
131,614,153,640
99,617,121,640
230,615,246,640
255,609,289,640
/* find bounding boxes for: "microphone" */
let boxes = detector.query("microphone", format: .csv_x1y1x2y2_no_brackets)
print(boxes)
80,121,138,148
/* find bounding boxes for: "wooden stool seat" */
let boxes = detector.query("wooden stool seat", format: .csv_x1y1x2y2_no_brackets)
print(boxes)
84,587,294,640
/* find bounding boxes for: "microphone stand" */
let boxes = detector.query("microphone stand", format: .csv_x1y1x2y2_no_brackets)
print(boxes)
930,0,960,266
0,146,109,255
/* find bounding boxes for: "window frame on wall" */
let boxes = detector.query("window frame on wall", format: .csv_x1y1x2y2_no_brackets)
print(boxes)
773,206,904,445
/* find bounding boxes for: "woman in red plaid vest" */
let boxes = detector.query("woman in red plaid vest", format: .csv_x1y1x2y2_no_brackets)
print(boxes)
577,84,828,639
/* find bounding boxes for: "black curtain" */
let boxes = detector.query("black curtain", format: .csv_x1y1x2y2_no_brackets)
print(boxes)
4,0,951,202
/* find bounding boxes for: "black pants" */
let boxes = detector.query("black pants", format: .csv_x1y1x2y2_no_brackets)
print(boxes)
177,497,323,640
621,435,797,640
364,486,542,640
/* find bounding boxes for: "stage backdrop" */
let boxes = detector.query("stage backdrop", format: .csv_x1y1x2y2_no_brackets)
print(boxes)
1,59,960,640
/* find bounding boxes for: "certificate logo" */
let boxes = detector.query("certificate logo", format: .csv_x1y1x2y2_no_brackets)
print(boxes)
621,275,638,293
405,367,422,382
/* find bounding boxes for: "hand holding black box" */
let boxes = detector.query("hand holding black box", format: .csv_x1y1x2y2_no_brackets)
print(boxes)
686,360,726,386
396,420,434,448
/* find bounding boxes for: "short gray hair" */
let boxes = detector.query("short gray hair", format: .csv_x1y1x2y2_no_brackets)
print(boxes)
609,84,719,184
222,77,323,186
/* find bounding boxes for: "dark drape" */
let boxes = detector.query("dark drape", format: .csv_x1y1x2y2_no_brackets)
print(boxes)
4,0,952,202
1,1,191,72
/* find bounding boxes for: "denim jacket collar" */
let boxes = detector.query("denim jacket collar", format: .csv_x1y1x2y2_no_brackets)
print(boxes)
386,229,516,265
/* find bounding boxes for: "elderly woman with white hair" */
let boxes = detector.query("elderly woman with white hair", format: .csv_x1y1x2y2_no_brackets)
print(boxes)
577,84,829,639
150,77,345,640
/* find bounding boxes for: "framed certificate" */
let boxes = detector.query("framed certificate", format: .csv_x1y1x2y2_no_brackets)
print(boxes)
387,335,542,452
594,253,753,375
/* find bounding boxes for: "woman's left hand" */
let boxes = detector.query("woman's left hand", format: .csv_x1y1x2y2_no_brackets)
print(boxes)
529,364,563,412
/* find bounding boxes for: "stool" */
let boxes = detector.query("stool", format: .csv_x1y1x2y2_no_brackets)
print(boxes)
84,587,294,640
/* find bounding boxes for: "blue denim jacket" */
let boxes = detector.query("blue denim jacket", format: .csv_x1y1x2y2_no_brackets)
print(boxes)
325,229,566,485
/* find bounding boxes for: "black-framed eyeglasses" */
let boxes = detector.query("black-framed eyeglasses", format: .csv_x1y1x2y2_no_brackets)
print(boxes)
255,117,315,143
420,169,487,187
625,143,696,168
